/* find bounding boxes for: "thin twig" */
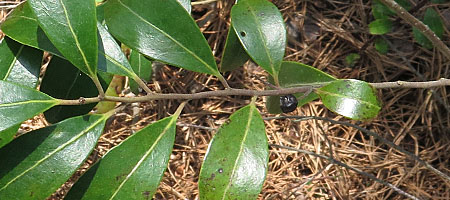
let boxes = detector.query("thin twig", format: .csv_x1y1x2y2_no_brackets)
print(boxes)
270,144,420,200
264,116,450,183
132,76,153,94
378,0,450,60
370,78,450,89
56,79,450,105
58,86,312,105
91,76,105,99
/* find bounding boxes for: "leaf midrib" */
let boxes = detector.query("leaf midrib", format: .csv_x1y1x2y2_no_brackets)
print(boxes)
221,105,255,199
108,116,177,199
2,45,24,80
102,52,135,77
244,1,276,76
0,99,56,107
0,115,106,191
115,0,218,76
58,0,95,76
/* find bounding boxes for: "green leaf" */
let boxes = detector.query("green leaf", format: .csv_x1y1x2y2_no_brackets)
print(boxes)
231,0,286,81
40,57,111,124
369,19,392,35
372,0,394,19
1,2,133,78
0,80,58,133
412,8,444,49
129,50,152,94
28,0,98,77
316,79,381,120
199,101,268,199
177,0,191,14
0,114,108,199
395,0,411,11
97,22,138,78
372,0,410,19
0,125,20,150
104,0,221,77
0,37,42,89
0,2,61,56
374,37,389,54
345,53,361,67
0,37,43,148
266,61,336,114
66,105,183,200
220,24,249,72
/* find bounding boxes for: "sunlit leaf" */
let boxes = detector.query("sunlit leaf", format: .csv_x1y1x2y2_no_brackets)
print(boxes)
316,79,381,120
28,0,98,77
0,37,43,148
0,2,61,56
177,0,191,14
97,22,138,78
66,104,184,200
266,61,336,114
231,0,286,81
0,114,108,199
199,101,268,199
0,80,58,133
2,2,132,78
104,0,221,77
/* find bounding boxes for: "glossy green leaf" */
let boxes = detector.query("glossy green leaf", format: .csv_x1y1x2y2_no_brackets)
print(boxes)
266,61,336,114
412,8,444,49
1,2,134,78
0,37,43,148
369,19,392,35
129,50,152,94
0,2,61,56
66,104,183,200
0,125,20,150
374,37,389,54
27,0,98,77
199,101,268,199
0,114,108,199
104,0,221,77
177,0,191,14
231,0,286,80
41,57,111,124
0,37,43,89
0,80,58,133
316,79,381,120
97,22,138,78
220,24,249,72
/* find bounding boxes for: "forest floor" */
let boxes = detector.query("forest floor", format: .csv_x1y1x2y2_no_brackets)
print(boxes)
1,0,450,199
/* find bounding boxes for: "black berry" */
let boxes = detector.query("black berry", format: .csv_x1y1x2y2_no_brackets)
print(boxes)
280,94,298,113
